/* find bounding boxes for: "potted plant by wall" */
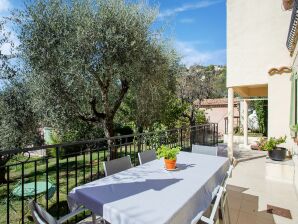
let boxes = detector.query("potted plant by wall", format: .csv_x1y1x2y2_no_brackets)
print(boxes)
259,136,287,161
157,145,181,170
283,0,294,10
290,124,298,143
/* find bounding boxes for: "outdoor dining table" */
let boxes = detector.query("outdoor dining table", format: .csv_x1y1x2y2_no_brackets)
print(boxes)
68,151,229,224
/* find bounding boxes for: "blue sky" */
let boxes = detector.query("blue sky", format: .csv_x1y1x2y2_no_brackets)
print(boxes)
0,0,226,66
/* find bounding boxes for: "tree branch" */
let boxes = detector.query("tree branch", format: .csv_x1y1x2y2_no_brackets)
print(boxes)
111,79,129,116
90,98,106,119
78,98,106,122
182,112,191,119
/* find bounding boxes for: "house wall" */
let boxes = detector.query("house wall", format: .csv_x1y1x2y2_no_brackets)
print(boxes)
268,73,296,151
203,106,239,137
227,0,291,88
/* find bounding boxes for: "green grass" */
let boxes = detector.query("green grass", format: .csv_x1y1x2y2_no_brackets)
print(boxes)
0,150,107,223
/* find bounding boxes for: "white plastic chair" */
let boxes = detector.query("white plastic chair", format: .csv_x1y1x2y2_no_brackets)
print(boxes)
192,144,218,156
103,155,132,176
191,165,233,224
138,150,156,165
191,186,224,224
220,165,233,224
29,200,88,224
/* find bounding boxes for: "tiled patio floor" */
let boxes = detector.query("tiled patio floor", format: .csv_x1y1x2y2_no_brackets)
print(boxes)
227,157,298,224
218,144,267,162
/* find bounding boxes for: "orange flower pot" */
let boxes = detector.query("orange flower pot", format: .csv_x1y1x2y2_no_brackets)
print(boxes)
283,0,293,10
164,159,176,170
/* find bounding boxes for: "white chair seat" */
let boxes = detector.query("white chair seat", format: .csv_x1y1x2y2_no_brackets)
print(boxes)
103,156,132,176
138,150,156,165
192,144,218,156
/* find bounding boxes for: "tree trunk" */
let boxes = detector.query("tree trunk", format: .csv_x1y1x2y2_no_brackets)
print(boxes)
137,124,144,153
103,119,116,160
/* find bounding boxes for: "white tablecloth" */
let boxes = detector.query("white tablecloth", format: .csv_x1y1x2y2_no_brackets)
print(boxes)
68,151,229,224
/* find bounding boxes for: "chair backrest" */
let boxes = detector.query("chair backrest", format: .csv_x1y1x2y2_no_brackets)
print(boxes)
138,150,156,165
222,164,233,189
192,144,218,156
191,185,224,224
29,200,57,224
103,155,132,176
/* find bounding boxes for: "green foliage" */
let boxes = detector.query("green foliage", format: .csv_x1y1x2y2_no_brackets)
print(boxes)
0,21,16,80
46,130,87,158
177,65,215,126
210,66,227,98
156,145,181,160
14,0,179,141
196,110,207,124
258,136,286,151
291,124,298,133
0,81,41,150
251,100,268,136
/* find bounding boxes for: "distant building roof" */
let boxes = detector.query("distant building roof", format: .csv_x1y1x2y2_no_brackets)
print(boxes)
195,98,239,108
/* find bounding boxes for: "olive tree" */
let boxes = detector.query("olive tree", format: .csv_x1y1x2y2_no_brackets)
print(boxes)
177,65,215,126
0,21,16,80
0,81,41,183
177,65,215,143
15,0,178,157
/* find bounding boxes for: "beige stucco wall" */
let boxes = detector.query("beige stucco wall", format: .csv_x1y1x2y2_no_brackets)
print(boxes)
268,73,296,152
203,106,239,136
227,0,292,88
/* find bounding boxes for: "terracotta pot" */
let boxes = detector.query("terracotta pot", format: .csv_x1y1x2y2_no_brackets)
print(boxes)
283,0,294,10
164,159,176,170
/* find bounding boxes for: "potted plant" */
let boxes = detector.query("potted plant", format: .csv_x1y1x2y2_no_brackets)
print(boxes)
156,145,181,170
291,124,298,143
259,136,287,161
283,0,294,10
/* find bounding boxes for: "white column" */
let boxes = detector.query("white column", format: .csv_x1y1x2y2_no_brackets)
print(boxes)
228,88,234,161
243,99,248,146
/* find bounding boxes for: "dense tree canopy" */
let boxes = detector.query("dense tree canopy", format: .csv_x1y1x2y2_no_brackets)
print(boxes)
177,65,215,126
0,81,41,183
15,0,179,143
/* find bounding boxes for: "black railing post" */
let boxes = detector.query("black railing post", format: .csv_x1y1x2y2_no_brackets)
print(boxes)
97,149,100,179
34,161,37,201
66,157,69,195
216,124,219,145
6,166,9,224
90,150,93,181
75,155,78,187
83,152,86,183
46,158,49,210
21,163,24,224
56,147,60,219
180,128,183,148
212,124,215,146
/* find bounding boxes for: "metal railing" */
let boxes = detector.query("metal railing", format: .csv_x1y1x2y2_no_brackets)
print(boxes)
224,116,240,134
0,124,218,224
